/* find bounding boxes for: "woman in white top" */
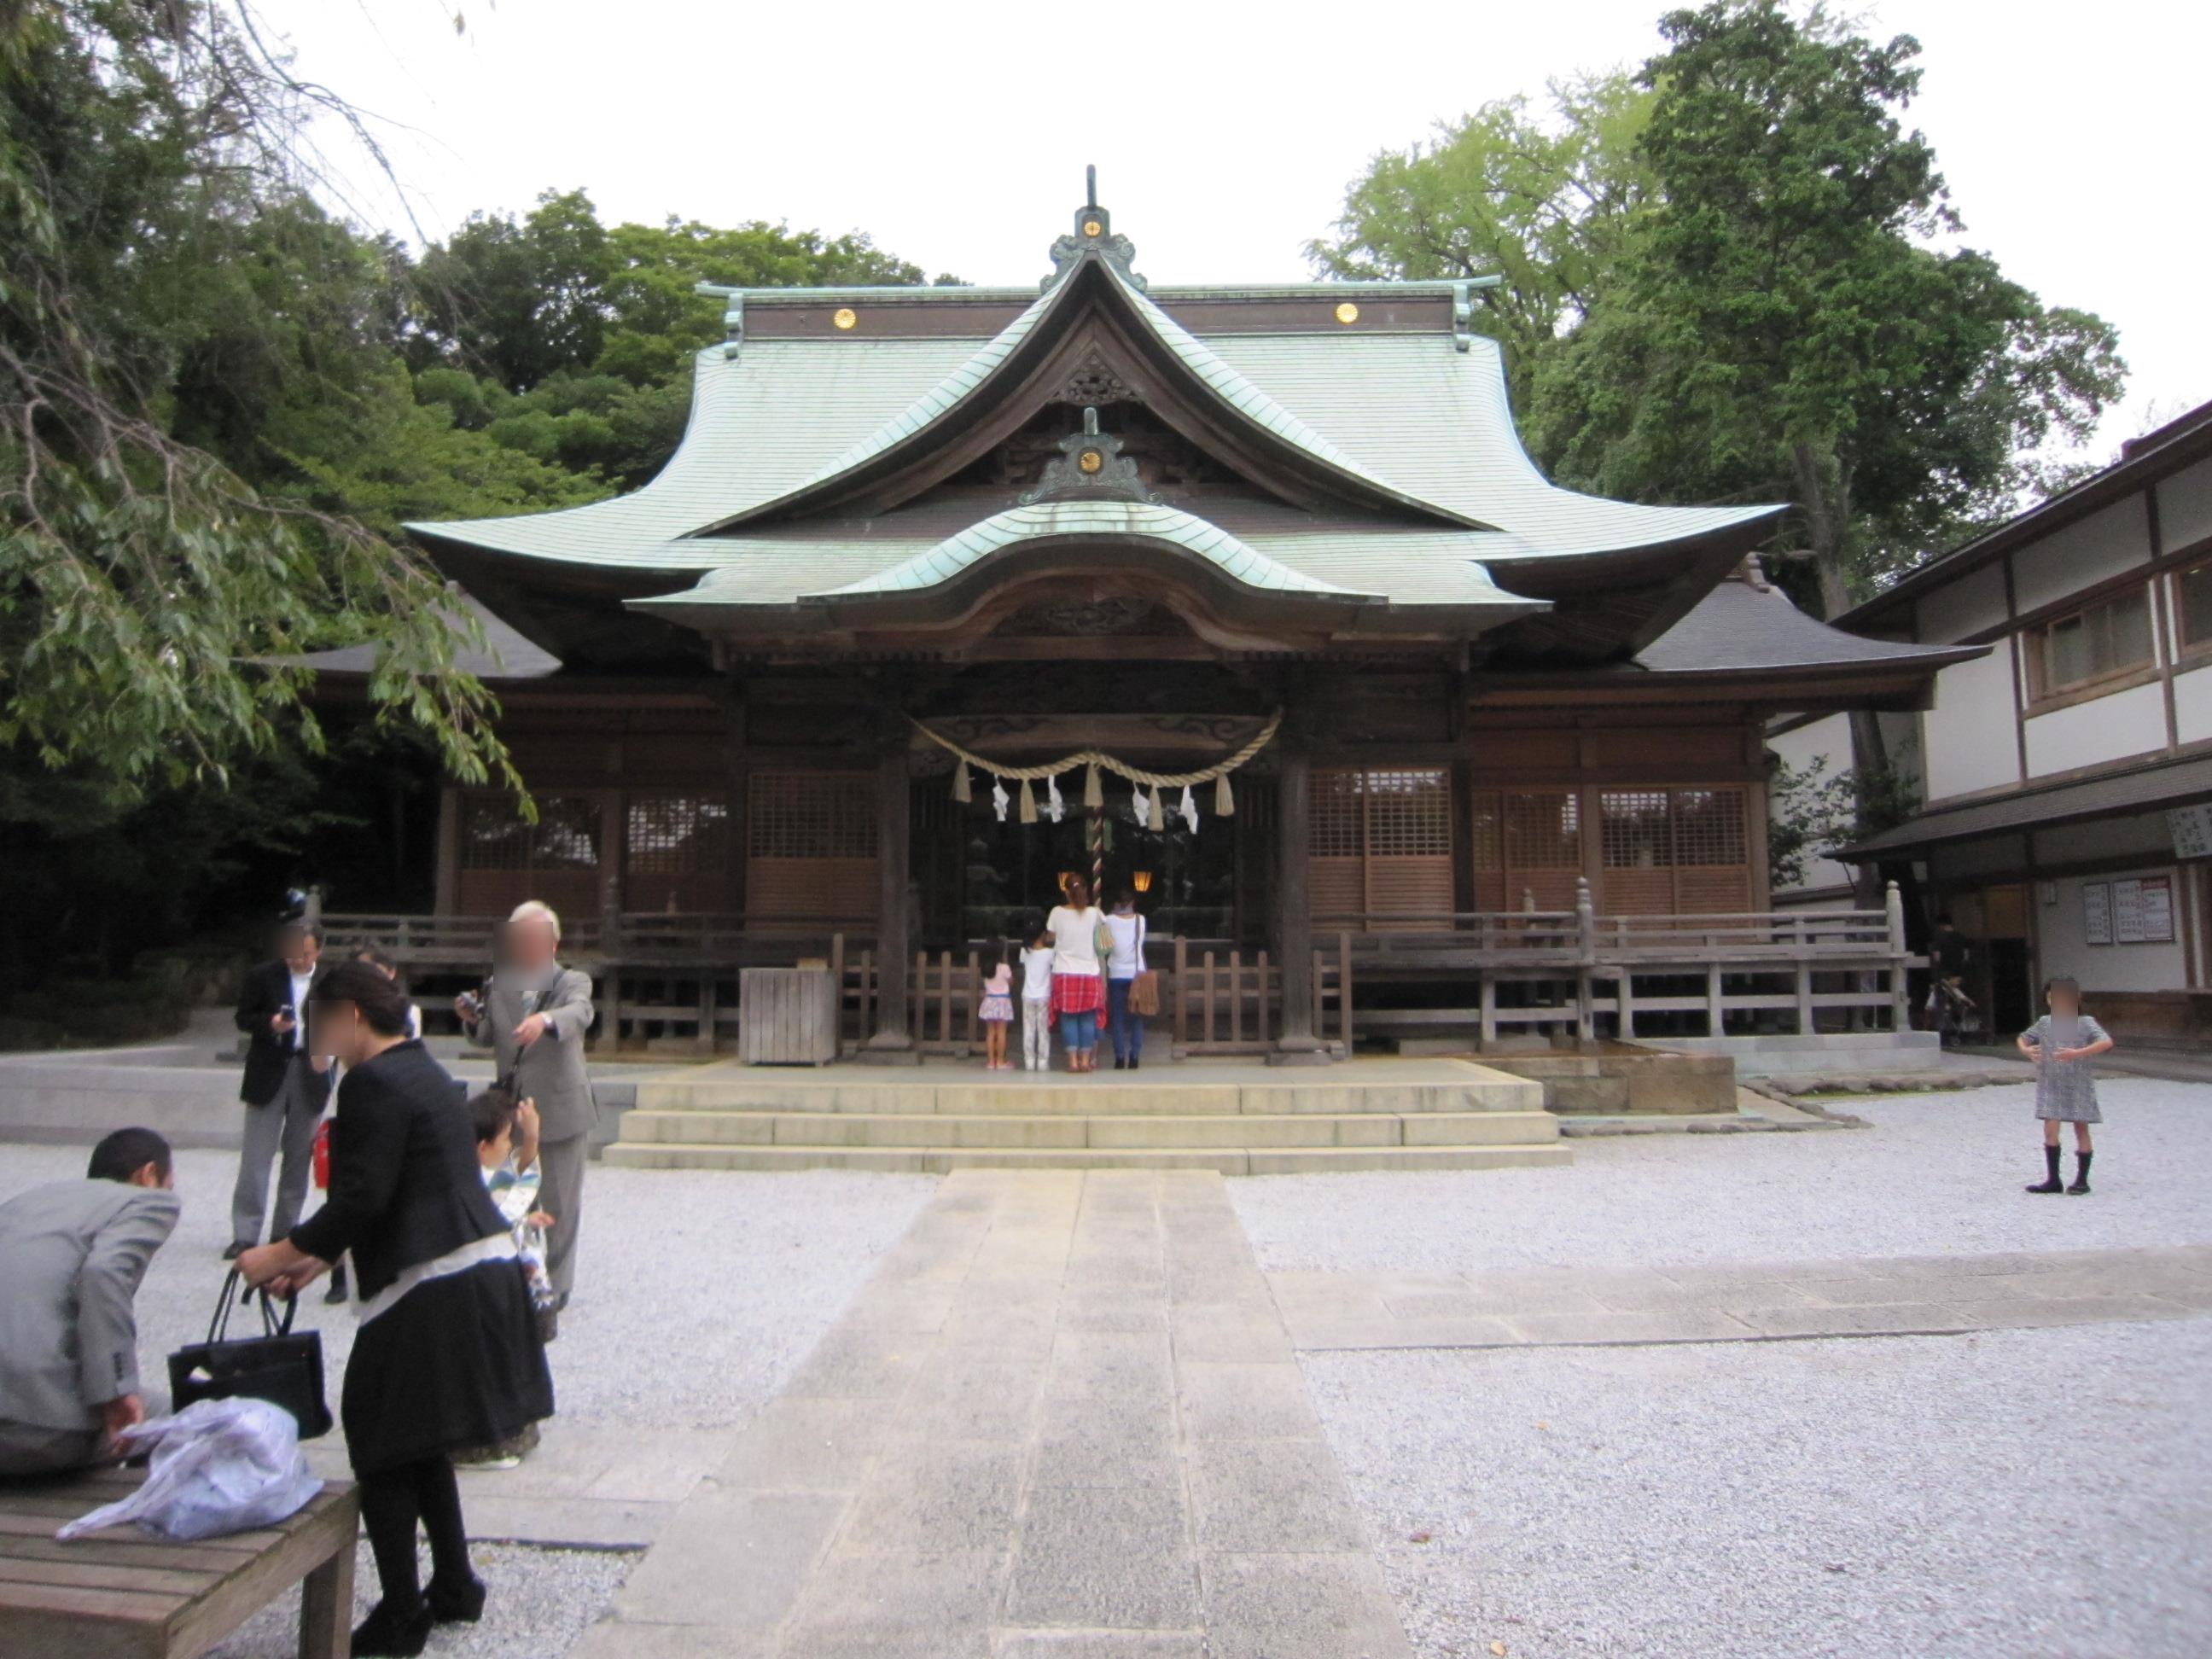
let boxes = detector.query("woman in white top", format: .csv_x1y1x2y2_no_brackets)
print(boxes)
1102,888,1149,1070
1042,876,1106,1072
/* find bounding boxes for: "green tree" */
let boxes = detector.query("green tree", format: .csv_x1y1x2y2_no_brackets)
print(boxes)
412,189,614,393
1531,1,2123,616
0,1,520,818
1309,73,1655,404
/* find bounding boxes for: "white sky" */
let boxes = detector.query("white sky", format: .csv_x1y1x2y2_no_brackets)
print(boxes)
267,0,2203,453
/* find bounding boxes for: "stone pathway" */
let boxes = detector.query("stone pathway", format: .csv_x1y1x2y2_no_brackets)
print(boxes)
574,1169,1409,1657
573,1173,2212,1657
1269,1242,2212,1350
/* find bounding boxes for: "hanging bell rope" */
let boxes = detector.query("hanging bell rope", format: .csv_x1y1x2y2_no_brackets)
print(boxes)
918,709,1281,819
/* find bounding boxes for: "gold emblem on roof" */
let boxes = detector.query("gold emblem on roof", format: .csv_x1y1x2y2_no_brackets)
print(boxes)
832,307,858,330
1077,449,1105,474
1082,218,1103,237
1335,302,1360,325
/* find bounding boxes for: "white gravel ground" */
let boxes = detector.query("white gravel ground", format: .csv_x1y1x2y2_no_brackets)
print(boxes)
205,1540,633,1659
1306,1319,2212,1659
0,1146,939,1429
1232,1079,2212,1274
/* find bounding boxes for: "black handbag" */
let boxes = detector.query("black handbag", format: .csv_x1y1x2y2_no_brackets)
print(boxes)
168,1271,333,1439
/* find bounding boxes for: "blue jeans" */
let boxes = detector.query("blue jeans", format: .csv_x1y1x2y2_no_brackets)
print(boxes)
1059,1009,1097,1051
1108,977,1145,1062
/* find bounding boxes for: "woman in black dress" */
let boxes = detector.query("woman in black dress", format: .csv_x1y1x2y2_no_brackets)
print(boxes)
240,959,553,1656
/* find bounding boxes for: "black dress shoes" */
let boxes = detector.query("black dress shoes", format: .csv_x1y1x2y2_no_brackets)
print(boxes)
352,1597,432,1656
427,1572,488,1623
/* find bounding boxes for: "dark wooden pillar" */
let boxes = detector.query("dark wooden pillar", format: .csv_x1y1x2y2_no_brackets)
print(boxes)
723,684,749,921
1274,738,1325,1058
868,736,913,1051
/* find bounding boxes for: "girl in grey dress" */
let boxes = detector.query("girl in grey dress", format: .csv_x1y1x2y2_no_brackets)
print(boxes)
2016,977,2113,1195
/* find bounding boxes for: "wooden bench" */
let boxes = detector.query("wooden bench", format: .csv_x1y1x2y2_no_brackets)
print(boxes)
0,1468,358,1657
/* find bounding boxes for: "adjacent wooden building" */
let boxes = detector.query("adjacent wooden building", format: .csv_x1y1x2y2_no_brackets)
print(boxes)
380,187,1966,1053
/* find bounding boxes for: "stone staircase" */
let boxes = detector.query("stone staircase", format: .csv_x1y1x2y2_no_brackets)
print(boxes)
602,1057,1569,1175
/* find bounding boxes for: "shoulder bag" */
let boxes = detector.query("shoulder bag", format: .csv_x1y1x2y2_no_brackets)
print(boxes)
168,1270,333,1440
1127,917,1161,1016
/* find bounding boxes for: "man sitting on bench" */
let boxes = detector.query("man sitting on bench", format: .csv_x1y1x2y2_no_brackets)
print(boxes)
0,1130,180,1476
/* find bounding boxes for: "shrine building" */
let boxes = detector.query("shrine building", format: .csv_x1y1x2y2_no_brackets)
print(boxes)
364,183,1969,1057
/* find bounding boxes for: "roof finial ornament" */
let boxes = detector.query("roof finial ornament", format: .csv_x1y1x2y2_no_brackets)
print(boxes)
1020,405,1159,506
1044,165,1146,294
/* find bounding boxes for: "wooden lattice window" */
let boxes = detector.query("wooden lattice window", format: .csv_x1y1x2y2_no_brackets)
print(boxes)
748,773,877,859
453,792,602,917
746,772,879,926
627,795,731,875
1472,790,1581,911
459,794,599,871
1309,768,1452,926
1600,788,1749,915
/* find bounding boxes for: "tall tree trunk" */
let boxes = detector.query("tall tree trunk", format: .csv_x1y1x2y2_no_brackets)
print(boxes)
1791,441,1889,905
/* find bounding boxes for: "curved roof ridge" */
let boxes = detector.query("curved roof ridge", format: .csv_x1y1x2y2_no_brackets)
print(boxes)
702,253,1482,533
806,499,1371,601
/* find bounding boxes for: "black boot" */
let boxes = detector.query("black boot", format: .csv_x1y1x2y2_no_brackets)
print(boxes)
351,1596,432,1656
427,1571,488,1623
2068,1151,2093,1195
324,1261,348,1304
2026,1144,2064,1194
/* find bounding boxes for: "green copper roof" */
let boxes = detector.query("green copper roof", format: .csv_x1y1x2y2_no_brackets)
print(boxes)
812,501,1367,600
708,257,1469,533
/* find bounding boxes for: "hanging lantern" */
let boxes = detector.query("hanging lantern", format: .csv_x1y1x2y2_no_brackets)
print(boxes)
1133,870,1153,894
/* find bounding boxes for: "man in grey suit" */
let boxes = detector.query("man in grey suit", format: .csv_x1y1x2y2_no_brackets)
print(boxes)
227,922,331,1259
0,1129,181,1476
457,899,596,1305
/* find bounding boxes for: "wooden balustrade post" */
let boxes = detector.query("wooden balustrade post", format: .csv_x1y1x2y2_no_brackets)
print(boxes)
696,970,718,1056
1173,936,1189,1050
1885,879,1911,1031
1707,961,1725,1039
1574,878,1597,1041
1337,930,1353,1045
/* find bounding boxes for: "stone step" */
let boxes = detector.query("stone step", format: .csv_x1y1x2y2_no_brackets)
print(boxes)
632,1072,1544,1118
615,1108,1563,1152
601,1141,1574,1175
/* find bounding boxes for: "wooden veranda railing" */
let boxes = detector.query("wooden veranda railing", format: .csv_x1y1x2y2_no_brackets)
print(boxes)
322,881,1913,1056
1318,879,1918,1042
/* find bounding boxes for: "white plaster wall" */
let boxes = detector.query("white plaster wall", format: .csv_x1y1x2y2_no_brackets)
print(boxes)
1922,638,2023,800
2174,664,2212,748
2011,495,2153,615
2039,867,2188,995
1766,713,1854,897
2023,680,2166,777
1913,561,2008,643
2157,454,2212,556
